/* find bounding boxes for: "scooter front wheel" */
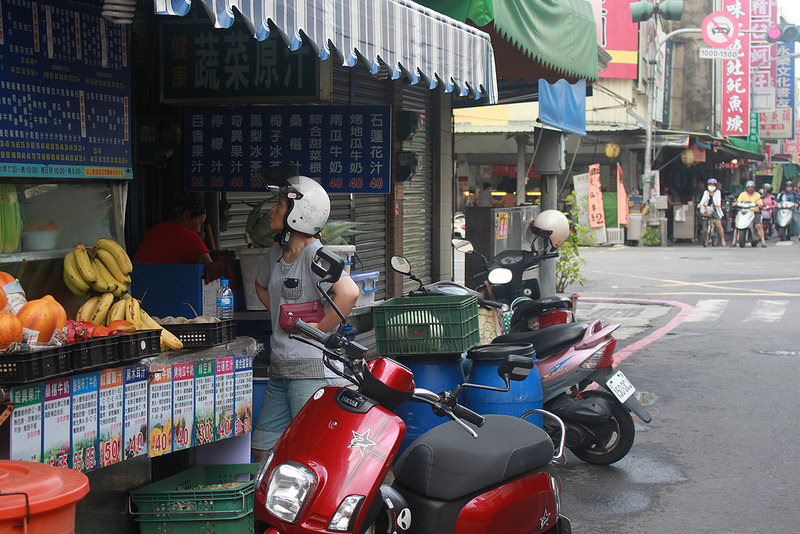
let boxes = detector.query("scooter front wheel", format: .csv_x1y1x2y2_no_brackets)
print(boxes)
569,390,635,465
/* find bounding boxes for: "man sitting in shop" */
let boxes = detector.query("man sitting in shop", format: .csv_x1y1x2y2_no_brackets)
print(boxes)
134,195,213,265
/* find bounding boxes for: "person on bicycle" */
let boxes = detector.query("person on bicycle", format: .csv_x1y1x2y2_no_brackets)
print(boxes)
733,180,766,247
698,178,727,246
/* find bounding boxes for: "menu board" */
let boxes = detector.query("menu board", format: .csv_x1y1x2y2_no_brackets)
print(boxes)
70,372,98,473
123,364,148,459
0,0,132,179
214,357,235,440
172,362,195,451
98,367,124,467
194,360,215,446
10,384,42,462
43,377,71,468
185,106,391,194
234,355,253,436
148,364,173,457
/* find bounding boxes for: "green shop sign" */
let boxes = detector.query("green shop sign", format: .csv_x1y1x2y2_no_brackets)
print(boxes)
160,20,318,103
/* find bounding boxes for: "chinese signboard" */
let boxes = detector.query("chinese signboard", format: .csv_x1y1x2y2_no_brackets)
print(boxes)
758,108,793,139
160,20,317,103
0,0,132,179
750,0,777,113
185,106,392,194
597,0,639,79
721,0,751,137
588,164,605,228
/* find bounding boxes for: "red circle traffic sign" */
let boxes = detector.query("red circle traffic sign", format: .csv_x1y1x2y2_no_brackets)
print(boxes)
702,11,739,49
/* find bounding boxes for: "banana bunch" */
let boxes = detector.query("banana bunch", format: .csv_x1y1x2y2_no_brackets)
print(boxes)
75,294,183,351
0,183,22,253
63,238,133,299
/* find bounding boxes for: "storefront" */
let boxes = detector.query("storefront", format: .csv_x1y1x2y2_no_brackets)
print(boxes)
0,0,500,531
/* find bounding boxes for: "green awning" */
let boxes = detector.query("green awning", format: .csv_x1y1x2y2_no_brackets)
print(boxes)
416,0,599,83
722,137,765,161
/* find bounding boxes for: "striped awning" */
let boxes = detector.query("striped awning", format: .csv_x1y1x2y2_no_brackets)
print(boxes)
153,0,498,103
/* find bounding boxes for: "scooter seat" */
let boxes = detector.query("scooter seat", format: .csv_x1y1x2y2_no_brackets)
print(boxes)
393,414,553,501
493,322,588,359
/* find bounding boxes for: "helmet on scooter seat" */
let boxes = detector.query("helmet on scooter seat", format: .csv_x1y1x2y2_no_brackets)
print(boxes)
527,210,570,253
281,176,331,236
745,180,756,189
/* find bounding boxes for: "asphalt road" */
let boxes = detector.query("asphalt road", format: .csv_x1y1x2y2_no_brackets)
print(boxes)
558,240,800,533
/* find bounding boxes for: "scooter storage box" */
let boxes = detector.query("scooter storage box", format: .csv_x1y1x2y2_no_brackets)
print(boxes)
129,463,258,534
373,295,479,355
349,269,379,308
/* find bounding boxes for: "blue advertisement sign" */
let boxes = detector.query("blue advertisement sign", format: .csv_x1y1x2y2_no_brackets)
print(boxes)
185,106,391,194
776,41,795,116
0,0,132,179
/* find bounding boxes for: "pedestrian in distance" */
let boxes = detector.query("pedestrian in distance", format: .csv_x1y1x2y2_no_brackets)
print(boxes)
478,182,493,207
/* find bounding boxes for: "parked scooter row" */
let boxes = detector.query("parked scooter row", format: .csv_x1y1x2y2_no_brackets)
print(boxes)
393,251,650,465
254,248,572,534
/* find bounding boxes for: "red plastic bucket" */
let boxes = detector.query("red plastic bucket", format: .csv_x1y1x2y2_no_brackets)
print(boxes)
0,461,89,533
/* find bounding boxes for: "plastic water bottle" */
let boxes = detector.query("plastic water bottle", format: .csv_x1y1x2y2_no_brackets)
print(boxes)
216,279,234,320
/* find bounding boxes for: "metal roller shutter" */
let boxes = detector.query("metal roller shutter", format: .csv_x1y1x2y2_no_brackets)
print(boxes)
400,85,433,294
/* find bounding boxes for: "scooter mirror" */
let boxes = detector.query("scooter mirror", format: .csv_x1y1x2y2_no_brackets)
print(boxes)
390,256,412,275
487,267,513,285
312,247,345,283
497,354,534,382
451,239,474,254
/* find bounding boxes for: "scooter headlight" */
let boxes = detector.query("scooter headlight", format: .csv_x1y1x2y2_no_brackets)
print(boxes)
265,462,317,523
328,495,365,532
254,449,274,492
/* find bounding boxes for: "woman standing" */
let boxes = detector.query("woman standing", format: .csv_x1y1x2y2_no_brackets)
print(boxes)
251,176,359,461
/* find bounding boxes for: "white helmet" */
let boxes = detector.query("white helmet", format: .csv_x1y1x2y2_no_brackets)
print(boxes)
527,210,570,252
283,176,330,235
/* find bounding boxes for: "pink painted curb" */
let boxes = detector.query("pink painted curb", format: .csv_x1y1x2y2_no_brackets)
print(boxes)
578,297,694,364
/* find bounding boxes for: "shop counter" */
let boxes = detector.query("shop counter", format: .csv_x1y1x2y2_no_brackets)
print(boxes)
0,337,259,533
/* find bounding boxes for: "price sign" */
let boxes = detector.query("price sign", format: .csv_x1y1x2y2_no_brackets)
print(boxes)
588,164,606,228
185,106,392,194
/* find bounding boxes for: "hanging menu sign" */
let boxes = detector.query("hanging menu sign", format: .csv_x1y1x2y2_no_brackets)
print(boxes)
185,106,391,194
214,357,235,440
234,355,253,436
70,372,98,473
148,364,173,457
123,364,148,459
10,384,43,463
43,377,71,468
98,367,124,468
172,362,195,451
588,164,606,228
195,360,215,446
0,0,132,179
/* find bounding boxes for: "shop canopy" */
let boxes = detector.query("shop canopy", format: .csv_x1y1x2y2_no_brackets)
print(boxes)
153,0,498,103
415,0,599,90
721,137,765,161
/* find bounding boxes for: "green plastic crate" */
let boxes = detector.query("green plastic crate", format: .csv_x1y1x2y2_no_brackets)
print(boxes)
373,295,479,355
129,463,258,534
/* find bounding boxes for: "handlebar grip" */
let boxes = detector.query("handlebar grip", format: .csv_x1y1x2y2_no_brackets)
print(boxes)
293,319,326,342
480,299,506,309
452,404,485,427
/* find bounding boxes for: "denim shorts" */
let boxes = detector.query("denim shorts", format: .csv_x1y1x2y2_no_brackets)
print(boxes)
251,377,348,451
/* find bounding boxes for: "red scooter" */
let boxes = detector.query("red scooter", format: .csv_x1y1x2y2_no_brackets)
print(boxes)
254,248,571,534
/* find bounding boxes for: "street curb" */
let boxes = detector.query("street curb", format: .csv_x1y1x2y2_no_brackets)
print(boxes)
578,297,694,363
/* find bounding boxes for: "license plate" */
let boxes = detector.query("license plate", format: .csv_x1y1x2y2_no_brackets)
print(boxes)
606,371,635,403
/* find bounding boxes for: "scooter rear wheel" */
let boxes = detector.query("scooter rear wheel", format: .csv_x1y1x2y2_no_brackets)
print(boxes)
569,390,635,465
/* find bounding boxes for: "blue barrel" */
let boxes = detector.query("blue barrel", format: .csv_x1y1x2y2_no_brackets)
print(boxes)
394,355,465,452
463,344,543,427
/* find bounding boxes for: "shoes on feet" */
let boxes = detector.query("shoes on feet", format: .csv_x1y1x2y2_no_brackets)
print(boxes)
761,243,767,247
